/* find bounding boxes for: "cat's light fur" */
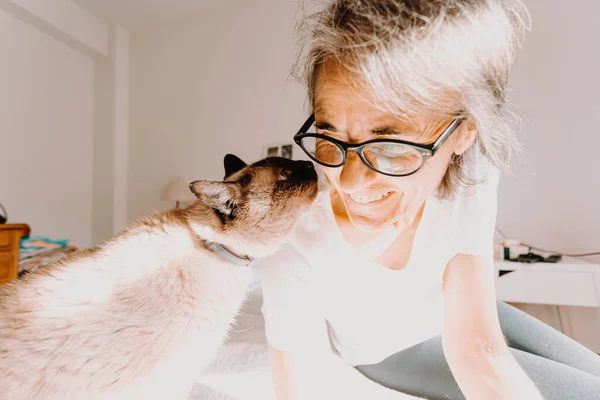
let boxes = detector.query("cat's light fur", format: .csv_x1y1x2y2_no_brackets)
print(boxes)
0,155,318,400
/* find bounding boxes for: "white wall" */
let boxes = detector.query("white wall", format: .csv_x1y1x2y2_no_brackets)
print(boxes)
501,0,600,264
1,1,129,248
93,24,130,243
0,7,95,247
128,0,306,220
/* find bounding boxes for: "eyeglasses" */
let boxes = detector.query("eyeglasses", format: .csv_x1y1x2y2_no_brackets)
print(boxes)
293,114,464,177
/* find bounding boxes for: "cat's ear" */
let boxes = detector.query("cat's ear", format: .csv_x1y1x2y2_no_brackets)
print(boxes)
189,180,241,216
223,154,247,178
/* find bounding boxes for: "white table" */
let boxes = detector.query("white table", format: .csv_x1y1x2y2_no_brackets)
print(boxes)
494,258,600,352
494,258,600,307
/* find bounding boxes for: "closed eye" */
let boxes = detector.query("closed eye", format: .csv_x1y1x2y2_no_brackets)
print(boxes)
278,173,288,181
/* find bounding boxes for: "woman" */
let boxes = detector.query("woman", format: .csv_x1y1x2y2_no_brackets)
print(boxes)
260,1,600,399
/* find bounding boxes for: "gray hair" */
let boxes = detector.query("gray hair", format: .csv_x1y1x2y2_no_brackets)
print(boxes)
292,0,530,198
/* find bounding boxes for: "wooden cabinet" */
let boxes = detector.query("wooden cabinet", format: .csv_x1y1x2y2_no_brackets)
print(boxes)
0,224,28,284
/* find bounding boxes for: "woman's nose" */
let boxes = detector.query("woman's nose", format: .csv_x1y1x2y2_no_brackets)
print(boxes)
338,152,376,193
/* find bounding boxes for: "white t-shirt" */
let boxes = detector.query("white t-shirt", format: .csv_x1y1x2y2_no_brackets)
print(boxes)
260,157,499,366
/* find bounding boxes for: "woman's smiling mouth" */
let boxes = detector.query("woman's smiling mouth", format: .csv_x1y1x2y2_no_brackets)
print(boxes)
348,190,394,204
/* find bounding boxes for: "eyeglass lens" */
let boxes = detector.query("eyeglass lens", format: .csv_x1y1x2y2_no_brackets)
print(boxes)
299,136,425,175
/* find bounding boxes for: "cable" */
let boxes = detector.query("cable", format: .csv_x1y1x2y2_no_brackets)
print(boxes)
495,227,600,258
494,226,509,240
521,244,600,258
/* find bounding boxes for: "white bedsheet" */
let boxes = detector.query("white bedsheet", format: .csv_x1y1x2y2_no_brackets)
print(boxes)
190,272,275,400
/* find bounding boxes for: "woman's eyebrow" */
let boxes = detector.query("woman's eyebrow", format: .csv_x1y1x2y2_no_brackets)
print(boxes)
371,126,411,136
314,121,338,132
315,123,417,137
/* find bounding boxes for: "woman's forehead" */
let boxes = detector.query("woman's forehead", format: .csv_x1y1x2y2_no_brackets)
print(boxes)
314,61,397,121
314,84,449,140
314,57,462,136
314,97,417,132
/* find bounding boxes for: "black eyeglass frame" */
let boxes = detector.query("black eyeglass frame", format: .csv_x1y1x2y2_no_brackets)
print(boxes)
293,113,465,177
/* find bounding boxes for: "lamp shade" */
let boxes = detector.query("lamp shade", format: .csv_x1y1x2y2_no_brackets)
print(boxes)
161,179,196,202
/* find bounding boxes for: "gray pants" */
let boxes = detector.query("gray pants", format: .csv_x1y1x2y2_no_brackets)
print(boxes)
356,302,600,400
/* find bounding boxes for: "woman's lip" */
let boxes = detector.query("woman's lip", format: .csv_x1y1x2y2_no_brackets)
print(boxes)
346,190,395,205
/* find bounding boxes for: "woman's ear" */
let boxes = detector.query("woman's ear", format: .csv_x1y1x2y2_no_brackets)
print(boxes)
454,118,478,155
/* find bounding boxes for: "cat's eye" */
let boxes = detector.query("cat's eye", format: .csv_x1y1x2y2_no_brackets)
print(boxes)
278,172,289,181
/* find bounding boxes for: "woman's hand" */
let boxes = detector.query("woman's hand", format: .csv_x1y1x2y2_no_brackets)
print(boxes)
442,253,544,400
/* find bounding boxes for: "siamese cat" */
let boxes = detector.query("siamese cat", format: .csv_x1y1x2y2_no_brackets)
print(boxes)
0,154,318,400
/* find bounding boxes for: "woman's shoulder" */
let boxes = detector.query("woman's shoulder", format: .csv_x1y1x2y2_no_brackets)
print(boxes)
289,171,337,242
429,154,499,236
448,154,501,255
261,170,339,276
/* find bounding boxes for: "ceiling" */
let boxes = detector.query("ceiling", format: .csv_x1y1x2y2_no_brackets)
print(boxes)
73,0,220,29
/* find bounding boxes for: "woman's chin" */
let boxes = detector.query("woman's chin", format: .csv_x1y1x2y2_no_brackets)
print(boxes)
342,194,401,233
346,212,393,233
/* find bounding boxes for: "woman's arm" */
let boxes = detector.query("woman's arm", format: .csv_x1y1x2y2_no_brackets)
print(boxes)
268,341,425,400
442,253,544,400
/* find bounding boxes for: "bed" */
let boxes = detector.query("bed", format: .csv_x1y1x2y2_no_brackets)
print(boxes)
18,244,78,277
190,269,275,400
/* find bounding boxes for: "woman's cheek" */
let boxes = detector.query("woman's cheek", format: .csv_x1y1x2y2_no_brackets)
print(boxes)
397,185,427,224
